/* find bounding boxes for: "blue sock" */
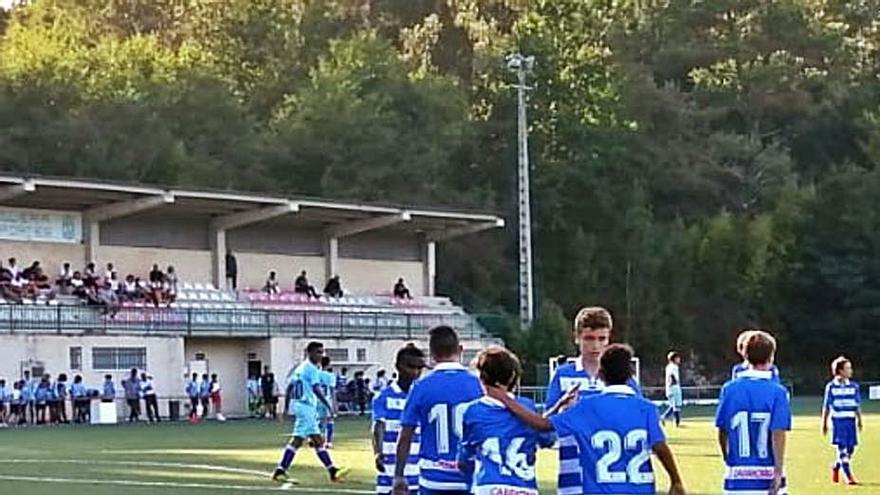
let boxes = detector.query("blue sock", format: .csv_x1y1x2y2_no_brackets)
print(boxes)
842,447,855,479
278,445,297,471
315,447,334,469
326,423,335,443
674,410,681,426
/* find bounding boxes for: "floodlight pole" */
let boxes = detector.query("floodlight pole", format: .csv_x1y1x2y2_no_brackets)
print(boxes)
508,53,535,330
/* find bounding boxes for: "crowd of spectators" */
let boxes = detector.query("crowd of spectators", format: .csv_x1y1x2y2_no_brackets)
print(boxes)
0,258,179,312
0,368,160,427
260,271,415,301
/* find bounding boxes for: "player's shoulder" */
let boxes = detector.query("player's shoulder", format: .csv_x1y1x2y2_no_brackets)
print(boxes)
553,362,578,377
515,395,538,411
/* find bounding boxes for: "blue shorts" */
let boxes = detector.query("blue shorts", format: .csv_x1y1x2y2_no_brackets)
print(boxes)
667,386,683,408
292,403,321,438
832,418,858,448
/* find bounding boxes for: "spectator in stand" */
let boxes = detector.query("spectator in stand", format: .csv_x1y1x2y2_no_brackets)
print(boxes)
393,278,412,299
6,257,18,278
165,265,178,303
226,251,238,290
57,262,73,293
263,271,280,294
84,262,98,288
34,268,55,300
121,274,139,301
323,275,344,298
97,281,120,316
122,369,142,423
0,268,21,303
185,373,200,422
294,270,320,298
107,271,121,293
70,271,86,297
70,375,88,423
141,373,160,423
101,374,116,403
148,264,165,307
104,262,116,281
21,261,40,280
210,373,225,422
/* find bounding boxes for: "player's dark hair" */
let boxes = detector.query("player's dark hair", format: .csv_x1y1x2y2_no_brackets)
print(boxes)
396,343,426,366
476,346,522,391
429,326,460,358
831,355,850,376
306,341,323,354
599,344,634,385
745,331,776,366
321,356,331,367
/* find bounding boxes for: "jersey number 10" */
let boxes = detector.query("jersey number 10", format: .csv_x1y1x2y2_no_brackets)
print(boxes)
428,403,467,454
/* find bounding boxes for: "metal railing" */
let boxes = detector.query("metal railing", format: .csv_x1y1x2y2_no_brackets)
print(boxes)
0,304,497,340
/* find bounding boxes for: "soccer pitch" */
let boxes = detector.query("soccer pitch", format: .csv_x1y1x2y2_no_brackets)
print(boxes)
0,398,877,495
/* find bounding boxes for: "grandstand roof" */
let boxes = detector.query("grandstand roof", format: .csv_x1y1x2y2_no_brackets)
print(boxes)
0,174,504,239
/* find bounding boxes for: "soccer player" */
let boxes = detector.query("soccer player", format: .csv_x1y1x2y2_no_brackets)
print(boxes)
662,351,683,427
373,344,427,495
185,373,200,422
545,306,641,495
822,355,863,485
731,329,781,382
272,341,348,483
716,330,790,495
486,344,686,495
394,326,483,495
318,356,337,447
0,378,8,427
458,346,556,495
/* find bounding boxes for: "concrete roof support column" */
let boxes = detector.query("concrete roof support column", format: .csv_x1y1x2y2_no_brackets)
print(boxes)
211,228,227,290
423,240,436,297
325,237,339,282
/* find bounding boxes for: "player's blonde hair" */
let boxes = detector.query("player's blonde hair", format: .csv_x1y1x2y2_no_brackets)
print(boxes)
736,329,757,356
831,355,851,376
573,306,613,333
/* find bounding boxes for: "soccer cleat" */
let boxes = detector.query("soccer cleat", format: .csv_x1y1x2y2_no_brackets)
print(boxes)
832,468,840,483
325,442,333,449
271,468,288,482
329,466,350,482
847,476,859,485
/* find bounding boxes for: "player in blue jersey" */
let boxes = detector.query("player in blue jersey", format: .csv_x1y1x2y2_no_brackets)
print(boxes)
545,307,641,495
272,341,349,484
318,356,337,448
731,329,781,382
487,344,686,495
458,346,556,495
394,326,484,495
822,355,863,485
716,330,790,495
373,344,427,495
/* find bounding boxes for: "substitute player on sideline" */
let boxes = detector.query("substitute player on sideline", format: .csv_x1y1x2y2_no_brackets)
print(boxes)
373,344,427,495
716,330,791,495
822,355,863,485
662,351,683,427
545,307,641,495
486,344,686,495
318,356,337,448
272,341,349,484
458,346,556,495
393,326,483,495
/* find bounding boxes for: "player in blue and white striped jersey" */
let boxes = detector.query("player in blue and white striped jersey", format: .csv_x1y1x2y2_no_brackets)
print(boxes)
822,355,863,485
373,344,426,495
458,347,556,495
716,330,791,495
545,307,641,495
395,326,483,495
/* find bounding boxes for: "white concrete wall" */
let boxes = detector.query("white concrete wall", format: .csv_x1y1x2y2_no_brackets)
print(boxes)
0,239,86,273
337,259,424,296
235,253,325,291
96,246,212,283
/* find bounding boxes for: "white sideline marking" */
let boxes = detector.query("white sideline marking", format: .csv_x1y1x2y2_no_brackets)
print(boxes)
0,459,373,494
0,474,373,493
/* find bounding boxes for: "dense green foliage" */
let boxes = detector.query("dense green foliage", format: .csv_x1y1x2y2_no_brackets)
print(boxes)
2,0,880,387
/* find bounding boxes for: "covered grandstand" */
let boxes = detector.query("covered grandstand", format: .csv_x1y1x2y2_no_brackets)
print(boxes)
0,175,504,416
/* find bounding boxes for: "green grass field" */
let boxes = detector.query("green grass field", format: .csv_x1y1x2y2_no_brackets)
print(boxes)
0,398,877,494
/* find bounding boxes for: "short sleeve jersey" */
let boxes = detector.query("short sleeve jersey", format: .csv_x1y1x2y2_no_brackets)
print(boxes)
545,361,642,495
665,363,680,392
400,362,483,492
289,360,322,408
715,370,791,494
459,396,555,495
373,382,420,494
549,385,664,495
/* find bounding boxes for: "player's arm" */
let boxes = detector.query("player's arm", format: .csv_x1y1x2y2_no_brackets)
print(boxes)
856,383,863,431
769,430,786,495
717,429,728,463
372,419,386,472
312,384,332,411
394,426,415,483
821,384,831,435
485,385,553,431
394,386,420,495
652,441,686,495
